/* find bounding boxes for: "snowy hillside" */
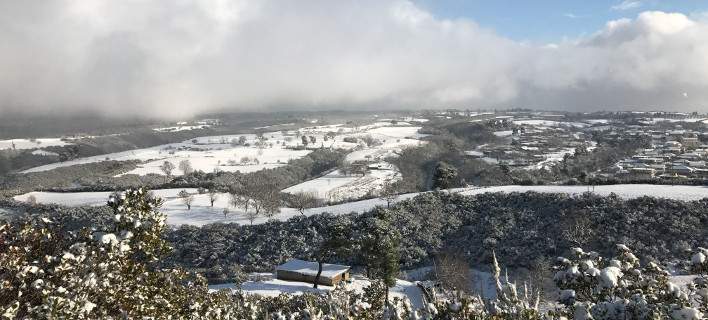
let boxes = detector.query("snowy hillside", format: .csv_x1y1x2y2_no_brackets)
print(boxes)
13,184,708,227
457,184,708,202
0,138,72,151
20,122,423,177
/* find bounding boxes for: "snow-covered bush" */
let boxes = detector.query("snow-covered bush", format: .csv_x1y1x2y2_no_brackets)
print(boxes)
553,244,705,320
0,188,243,319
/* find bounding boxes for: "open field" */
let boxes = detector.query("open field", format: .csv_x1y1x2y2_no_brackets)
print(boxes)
458,184,708,201
19,122,423,178
0,138,72,150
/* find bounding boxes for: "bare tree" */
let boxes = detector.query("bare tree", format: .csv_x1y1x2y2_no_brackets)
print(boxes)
222,207,229,219
229,190,249,213
160,161,175,176
230,175,280,221
379,180,399,208
207,188,219,207
290,191,318,214
177,190,194,210
433,252,473,293
178,159,193,175
245,210,259,225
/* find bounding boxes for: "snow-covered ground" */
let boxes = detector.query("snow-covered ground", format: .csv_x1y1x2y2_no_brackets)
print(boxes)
524,147,576,170
0,138,72,151
20,122,423,176
13,187,420,226
153,125,210,132
344,126,425,163
20,133,312,175
283,163,400,202
584,119,610,124
458,184,708,201
637,117,708,124
209,274,425,309
13,184,708,227
279,125,421,202
282,170,359,199
30,149,60,157
512,120,589,128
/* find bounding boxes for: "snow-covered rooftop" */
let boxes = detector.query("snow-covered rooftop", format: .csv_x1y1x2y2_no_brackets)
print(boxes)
276,259,350,278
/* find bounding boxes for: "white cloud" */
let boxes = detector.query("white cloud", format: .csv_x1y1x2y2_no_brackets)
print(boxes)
0,1,707,118
612,1,643,11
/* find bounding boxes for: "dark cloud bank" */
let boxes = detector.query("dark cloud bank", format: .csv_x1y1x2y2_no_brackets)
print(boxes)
1,1,707,118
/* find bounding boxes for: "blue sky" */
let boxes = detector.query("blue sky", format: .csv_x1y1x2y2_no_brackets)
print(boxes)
413,0,708,42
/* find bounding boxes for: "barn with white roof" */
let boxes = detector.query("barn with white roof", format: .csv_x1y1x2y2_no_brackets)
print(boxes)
275,259,351,286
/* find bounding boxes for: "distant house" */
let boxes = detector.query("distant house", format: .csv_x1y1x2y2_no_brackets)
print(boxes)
275,259,351,286
682,137,701,149
627,167,656,180
667,164,694,176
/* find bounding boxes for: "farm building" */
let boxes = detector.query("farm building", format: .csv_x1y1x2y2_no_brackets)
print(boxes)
275,259,351,286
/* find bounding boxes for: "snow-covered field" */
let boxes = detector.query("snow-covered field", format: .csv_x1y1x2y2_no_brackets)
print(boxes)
20,133,313,175
282,170,359,199
209,274,425,309
13,188,418,226
344,126,425,163
512,120,589,128
31,149,60,156
458,184,708,201
283,163,399,202
13,184,708,227
280,125,421,202
638,117,708,124
584,119,610,124
0,138,72,151
153,125,210,132
20,122,423,176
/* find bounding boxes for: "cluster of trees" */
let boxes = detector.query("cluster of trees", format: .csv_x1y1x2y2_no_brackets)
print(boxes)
167,190,708,284
2,188,707,319
227,175,281,223
159,159,194,177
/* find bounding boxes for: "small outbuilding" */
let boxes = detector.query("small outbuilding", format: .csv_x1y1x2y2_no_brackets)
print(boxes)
275,259,351,286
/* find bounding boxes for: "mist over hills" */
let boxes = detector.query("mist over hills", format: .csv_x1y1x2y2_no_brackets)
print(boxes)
1,1,708,118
